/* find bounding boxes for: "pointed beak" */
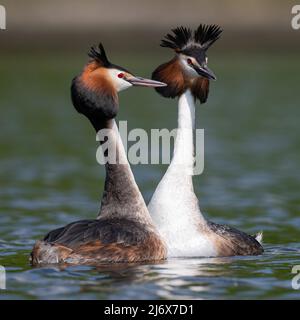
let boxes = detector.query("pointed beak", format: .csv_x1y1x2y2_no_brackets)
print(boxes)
126,76,167,87
194,65,217,81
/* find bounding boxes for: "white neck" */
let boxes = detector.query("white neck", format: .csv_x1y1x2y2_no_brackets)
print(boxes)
169,89,195,175
148,90,213,257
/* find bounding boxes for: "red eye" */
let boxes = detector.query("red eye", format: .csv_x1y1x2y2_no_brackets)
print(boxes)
187,58,193,65
118,73,124,78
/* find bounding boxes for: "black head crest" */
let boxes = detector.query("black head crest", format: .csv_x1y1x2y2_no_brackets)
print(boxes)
194,24,222,50
160,24,222,52
161,26,192,51
88,43,111,66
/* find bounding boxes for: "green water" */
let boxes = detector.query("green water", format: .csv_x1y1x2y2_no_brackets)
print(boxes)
0,52,299,299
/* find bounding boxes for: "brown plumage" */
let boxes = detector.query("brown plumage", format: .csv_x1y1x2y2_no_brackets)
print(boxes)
31,235,166,265
31,216,167,266
152,58,210,103
80,62,116,97
206,221,263,256
152,58,187,98
191,77,210,103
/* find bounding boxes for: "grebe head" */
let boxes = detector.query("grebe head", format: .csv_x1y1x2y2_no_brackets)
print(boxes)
152,24,222,103
71,43,166,128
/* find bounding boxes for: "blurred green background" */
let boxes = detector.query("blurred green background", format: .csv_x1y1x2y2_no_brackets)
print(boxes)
0,0,299,299
1,0,299,52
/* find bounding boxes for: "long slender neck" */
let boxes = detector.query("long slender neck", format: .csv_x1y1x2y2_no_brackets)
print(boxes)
170,89,195,175
93,117,153,226
148,88,207,238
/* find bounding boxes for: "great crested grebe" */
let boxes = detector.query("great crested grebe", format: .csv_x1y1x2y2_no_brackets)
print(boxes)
31,43,167,265
148,25,263,257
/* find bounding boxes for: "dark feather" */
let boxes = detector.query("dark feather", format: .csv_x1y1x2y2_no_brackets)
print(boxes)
161,26,192,50
88,43,111,67
194,24,223,50
207,221,264,256
43,218,152,249
191,78,210,103
160,24,222,51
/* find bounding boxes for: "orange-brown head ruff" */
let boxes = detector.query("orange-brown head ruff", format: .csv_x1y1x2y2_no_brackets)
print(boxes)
80,62,117,98
152,24,222,103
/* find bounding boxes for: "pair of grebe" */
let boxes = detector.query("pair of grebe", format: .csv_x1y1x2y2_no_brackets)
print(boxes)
31,25,263,265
